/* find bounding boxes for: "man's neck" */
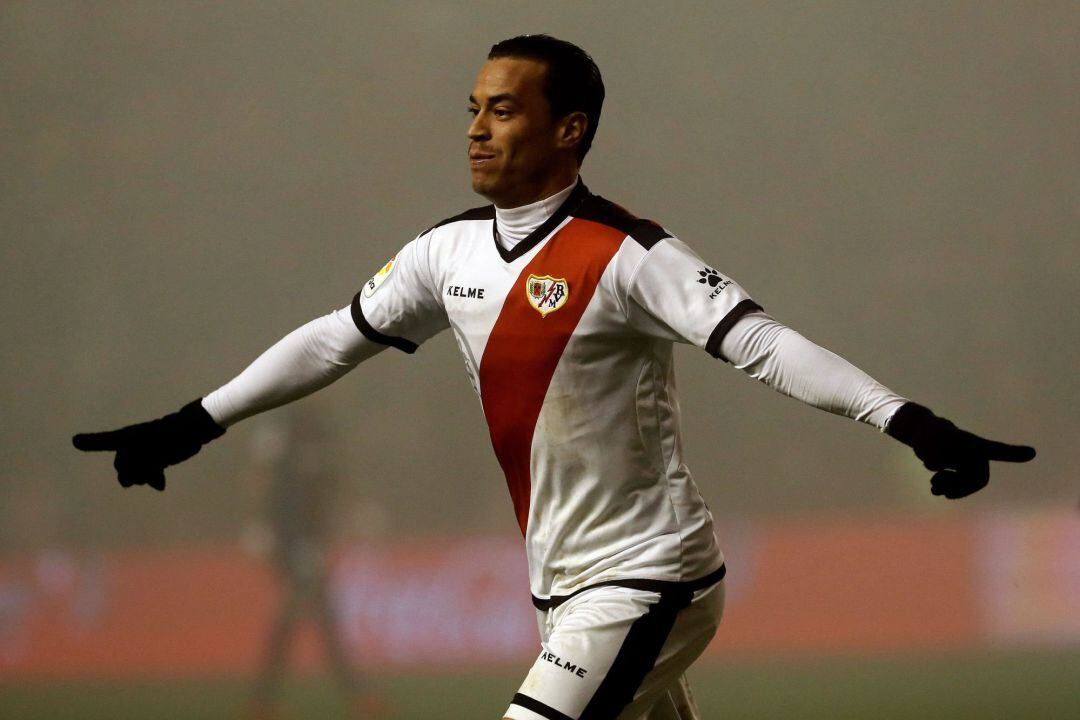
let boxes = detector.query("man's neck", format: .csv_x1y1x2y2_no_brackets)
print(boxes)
491,164,580,210
494,178,579,250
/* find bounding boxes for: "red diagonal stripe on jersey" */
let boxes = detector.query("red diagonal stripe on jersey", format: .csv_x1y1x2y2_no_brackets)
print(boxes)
479,219,626,535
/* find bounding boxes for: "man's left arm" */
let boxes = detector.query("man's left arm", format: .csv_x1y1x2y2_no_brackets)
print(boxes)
623,234,1035,499
718,312,1036,498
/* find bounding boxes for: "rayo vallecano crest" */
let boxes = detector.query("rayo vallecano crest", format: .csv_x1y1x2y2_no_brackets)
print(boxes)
525,274,569,317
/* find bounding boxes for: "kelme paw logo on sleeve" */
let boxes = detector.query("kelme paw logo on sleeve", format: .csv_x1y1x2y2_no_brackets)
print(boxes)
697,266,732,299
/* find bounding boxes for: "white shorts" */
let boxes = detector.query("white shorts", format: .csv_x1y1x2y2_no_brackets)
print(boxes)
505,568,725,720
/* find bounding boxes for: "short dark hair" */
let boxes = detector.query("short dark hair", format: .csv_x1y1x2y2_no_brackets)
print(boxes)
488,35,605,162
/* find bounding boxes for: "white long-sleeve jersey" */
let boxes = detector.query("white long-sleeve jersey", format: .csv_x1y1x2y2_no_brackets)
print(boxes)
204,180,906,601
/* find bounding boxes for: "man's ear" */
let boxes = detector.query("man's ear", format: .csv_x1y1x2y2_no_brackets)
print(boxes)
557,111,588,153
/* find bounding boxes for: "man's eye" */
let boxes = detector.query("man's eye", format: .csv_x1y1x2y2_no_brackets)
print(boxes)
467,106,479,116
493,108,511,118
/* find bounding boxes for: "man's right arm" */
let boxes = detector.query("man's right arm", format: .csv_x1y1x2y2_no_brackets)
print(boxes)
202,305,384,427
205,229,447,427
75,230,448,490
72,305,384,490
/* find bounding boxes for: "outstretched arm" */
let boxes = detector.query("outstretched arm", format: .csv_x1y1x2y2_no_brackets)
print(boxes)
717,311,906,430
621,233,1036,499
202,306,384,427
73,305,385,490
719,312,1036,497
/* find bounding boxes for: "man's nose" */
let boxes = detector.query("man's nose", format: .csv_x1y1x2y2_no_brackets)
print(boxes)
467,112,490,141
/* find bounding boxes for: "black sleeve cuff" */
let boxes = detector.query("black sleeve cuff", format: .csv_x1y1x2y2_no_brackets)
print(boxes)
884,402,935,446
350,292,419,354
180,399,226,442
705,299,764,361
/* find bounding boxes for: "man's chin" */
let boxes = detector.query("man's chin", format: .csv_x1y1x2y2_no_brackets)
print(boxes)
471,175,497,200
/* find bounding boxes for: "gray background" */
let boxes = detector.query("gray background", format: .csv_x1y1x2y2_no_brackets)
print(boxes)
2,1,1076,549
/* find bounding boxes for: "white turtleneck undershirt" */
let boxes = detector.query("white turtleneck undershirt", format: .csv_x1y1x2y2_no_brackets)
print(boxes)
494,180,578,251
202,184,906,429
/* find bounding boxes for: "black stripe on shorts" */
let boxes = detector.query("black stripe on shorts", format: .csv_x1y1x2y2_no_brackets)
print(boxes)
532,564,726,611
511,692,575,720
578,587,694,720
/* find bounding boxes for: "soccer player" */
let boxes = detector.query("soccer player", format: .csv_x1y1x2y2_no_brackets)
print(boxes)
242,409,376,720
74,35,1035,720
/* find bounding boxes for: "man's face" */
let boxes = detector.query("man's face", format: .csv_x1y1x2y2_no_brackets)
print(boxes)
467,57,566,208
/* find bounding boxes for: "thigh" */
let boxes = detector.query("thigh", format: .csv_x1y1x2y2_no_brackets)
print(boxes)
635,674,701,720
504,581,723,720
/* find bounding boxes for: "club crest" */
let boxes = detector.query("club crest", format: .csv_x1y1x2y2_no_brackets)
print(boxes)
525,274,569,317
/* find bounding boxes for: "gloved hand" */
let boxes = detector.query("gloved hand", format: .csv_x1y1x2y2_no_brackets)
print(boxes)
886,402,1035,499
72,399,225,491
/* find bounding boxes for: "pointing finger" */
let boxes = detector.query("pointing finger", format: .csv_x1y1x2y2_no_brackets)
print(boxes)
977,438,1036,463
72,430,125,452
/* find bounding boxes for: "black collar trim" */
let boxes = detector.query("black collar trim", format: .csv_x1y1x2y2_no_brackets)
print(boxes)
493,181,592,263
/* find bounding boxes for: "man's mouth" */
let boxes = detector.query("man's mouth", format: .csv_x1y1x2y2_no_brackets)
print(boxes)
469,151,495,168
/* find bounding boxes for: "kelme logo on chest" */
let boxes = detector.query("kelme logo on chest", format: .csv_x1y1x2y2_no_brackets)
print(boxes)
525,274,569,317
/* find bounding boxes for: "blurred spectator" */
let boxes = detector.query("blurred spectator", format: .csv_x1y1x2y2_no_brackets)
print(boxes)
243,406,382,719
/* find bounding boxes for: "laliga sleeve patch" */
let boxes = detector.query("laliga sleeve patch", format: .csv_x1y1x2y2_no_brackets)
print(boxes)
363,255,397,298
526,274,569,317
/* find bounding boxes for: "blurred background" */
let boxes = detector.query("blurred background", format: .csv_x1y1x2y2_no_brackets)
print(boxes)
2,1,1077,718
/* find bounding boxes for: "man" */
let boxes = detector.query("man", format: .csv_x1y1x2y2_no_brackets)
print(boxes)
74,35,1034,720
242,409,377,720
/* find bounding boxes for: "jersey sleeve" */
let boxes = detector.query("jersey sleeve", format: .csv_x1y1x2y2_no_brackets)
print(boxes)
719,311,908,429
201,306,386,427
350,232,449,353
625,236,762,359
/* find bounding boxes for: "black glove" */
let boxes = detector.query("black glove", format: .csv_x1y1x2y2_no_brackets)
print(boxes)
886,402,1035,499
72,399,225,491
